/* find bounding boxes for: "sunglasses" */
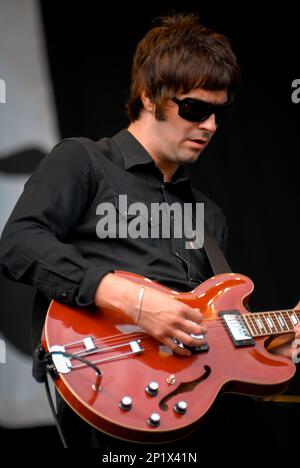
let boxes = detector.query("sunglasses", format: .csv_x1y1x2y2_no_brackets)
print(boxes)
172,96,233,125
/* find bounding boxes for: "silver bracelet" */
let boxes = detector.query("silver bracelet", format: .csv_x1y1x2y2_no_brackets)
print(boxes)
136,286,145,324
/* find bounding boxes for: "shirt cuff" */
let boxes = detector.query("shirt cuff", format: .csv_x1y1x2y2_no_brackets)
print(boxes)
75,265,114,307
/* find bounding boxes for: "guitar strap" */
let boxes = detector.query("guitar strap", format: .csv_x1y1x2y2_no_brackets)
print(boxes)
203,221,232,274
189,185,232,275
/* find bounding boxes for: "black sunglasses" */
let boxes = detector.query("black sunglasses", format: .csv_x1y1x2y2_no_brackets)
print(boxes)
172,96,232,125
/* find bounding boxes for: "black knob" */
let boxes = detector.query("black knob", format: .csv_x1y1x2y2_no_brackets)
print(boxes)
173,401,187,415
145,381,159,396
119,396,132,411
147,413,160,427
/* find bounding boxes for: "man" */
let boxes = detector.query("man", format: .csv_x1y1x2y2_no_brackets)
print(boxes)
0,13,298,449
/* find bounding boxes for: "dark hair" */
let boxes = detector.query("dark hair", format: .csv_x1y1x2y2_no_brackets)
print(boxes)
126,13,240,121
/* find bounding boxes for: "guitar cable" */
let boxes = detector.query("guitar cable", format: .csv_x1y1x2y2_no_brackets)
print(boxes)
44,375,68,448
40,349,103,449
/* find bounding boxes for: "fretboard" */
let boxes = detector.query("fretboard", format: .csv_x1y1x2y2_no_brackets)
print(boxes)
243,309,300,337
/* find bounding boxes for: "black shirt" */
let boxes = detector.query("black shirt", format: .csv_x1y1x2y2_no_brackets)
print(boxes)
0,129,227,343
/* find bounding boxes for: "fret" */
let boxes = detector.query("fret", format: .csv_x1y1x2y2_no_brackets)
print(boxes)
281,310,294,331
270,312,284,333
256,313,270,334
246,314,260,336
243,308,299,338
267,316,277,332
257,313,272,335
278,312,289,331
270,312,283,332
243,315,257,337
252,315,263,336
288,310,299,326
256,316,267,333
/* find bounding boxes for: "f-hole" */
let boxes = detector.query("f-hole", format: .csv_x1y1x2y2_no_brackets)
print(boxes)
159,365,211,411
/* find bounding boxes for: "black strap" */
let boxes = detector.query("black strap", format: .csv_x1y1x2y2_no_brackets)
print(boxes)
203,221,232,275
189,185,231,275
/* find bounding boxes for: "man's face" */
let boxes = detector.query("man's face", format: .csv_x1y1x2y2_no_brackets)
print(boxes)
151,88,228,166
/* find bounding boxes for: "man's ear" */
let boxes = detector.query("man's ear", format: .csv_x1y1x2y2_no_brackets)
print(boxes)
140,90,155,113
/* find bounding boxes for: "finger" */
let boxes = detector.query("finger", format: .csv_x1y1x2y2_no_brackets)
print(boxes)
175,329,207,348
182,306,203,324
163,337,191,357
294,323,300,336
180,319,207,336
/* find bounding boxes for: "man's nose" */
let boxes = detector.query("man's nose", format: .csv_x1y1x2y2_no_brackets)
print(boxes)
198,113,217,133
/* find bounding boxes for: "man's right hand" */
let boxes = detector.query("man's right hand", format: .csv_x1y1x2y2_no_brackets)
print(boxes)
94,273,207,357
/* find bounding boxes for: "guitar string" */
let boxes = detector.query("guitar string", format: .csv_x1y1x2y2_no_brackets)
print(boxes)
64,308,298,348
63,310,299,351
59,310,299,362
69,331,300,370
64,327,298,363
63,324,300,368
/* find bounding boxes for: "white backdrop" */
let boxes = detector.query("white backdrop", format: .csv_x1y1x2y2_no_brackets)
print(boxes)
0,0,59,427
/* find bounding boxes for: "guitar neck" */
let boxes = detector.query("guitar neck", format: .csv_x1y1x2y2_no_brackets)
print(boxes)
243,309,300,337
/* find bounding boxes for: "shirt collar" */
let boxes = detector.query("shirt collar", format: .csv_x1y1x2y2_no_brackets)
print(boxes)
112,129,153,170
112,129,189,184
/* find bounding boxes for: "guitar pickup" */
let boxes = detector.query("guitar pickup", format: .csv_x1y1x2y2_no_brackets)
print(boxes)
219,310,255,347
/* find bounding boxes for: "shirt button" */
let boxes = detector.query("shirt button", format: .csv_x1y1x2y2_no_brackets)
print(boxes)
56,290,69,302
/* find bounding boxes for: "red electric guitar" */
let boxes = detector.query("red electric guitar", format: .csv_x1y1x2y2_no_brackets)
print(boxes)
42,271,299,443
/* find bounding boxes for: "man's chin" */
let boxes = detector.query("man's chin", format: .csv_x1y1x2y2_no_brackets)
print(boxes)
180,150,202,165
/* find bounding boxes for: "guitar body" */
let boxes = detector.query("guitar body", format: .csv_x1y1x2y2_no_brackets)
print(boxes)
42,272,296,443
